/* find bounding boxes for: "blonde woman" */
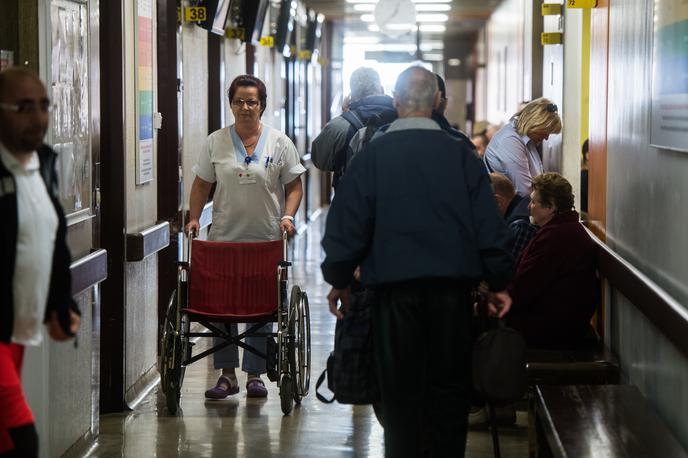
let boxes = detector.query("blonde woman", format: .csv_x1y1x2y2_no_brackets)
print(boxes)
484,98,562,196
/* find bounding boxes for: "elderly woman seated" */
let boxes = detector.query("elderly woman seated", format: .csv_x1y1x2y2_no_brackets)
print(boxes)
506,172,599,347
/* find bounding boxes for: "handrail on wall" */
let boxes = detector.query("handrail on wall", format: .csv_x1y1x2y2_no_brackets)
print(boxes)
71,249,108,296
585,227,688,359
126,221,170,262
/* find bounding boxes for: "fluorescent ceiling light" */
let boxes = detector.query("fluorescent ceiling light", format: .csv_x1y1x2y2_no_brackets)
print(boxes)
346,0,378,3
412,0,451,3
420,43,443,52
419,24,446,32
368,24,380,32
415,4,451,11
344,35,381,44
448,58,461,66
353,4,376,11
361,14,375,22
416,13,449,22
423,53,444,61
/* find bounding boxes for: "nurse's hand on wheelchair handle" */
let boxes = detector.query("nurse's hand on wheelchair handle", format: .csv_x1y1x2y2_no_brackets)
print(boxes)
280,218,296,238
186,219,200,238
327,287,351,320
487,290,512,318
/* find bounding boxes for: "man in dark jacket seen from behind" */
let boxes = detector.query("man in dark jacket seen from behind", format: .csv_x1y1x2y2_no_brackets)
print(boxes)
321,66,514,458
311,67,397,189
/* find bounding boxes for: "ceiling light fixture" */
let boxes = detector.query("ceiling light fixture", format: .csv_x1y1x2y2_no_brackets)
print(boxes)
353,4,376,11
416,13,449,22
414,4,451,12
418,24,446,32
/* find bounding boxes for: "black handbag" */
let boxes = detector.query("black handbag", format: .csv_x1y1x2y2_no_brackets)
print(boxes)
315,289,380,405
472,318,527,404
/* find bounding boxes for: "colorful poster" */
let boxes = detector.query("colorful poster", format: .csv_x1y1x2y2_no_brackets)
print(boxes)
651,0,688,152
137,0,154,183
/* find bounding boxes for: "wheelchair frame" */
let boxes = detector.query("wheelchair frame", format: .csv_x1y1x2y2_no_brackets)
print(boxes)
159,231,311,415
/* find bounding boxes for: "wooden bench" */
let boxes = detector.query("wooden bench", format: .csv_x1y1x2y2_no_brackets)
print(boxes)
526,343,619,386
533,385,688,457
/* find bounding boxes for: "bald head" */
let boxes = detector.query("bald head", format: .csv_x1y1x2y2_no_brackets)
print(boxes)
393,66,438,118
0,67,49,155
0,67,44,100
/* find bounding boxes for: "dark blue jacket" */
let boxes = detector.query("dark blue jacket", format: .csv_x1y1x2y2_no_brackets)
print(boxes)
321,123,513,290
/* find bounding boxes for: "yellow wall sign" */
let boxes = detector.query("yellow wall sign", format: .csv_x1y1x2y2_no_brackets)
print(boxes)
542,3,563,15
566,0,597,8
298,50,313,61
259,36,274,47
226,28,245,40
541,32,563,45
184,6,207,22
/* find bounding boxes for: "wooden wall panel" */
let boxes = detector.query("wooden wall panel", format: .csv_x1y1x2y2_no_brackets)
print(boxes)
588,0,609,240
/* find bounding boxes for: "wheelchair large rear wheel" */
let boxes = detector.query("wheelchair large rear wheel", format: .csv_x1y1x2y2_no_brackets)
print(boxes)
160,290,188,414
289,287,311,400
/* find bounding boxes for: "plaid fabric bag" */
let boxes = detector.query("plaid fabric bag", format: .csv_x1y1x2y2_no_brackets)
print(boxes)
316,290,380,404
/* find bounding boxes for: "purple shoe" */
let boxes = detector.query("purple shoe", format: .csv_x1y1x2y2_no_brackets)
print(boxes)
205,376,239,399
246,378,268,398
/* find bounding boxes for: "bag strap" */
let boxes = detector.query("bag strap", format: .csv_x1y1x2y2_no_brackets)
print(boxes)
315,369,336,403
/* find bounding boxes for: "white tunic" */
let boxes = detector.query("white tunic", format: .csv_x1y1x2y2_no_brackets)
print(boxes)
193,123,306,242
0,144,58,346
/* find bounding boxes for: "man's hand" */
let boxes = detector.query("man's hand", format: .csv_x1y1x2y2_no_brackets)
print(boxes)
327,287,350,320
487,290,512,318
47,310,81,341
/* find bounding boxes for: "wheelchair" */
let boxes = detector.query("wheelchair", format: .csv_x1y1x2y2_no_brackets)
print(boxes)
159,231,311,415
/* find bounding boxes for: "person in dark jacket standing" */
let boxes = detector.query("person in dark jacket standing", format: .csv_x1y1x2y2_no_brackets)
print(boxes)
507,172,598,346
321,66,514,458
0,67,80,457
311,67,397,189
490,172,538,263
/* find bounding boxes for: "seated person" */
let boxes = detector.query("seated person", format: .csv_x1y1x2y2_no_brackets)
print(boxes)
507,172,599,347
490,172,537,263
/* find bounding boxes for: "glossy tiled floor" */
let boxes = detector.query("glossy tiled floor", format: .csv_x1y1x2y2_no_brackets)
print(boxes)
84,217,528,457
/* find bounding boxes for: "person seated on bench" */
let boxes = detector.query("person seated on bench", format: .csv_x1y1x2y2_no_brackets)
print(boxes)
507,172,599,347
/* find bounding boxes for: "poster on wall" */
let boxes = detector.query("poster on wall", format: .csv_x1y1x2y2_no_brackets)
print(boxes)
650,0,688,153
136,0,154,184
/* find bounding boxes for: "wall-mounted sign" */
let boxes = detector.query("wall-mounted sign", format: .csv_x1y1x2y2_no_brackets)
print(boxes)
259,36,274,47
541,32,563,45
566,0,597,8
136,0,154,185
542,3,563,15
184,6,207,22
226,27,245,40
298,50,312,61
650,0,688,152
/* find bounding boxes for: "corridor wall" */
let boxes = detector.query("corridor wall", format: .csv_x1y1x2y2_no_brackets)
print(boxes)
602,0,688,448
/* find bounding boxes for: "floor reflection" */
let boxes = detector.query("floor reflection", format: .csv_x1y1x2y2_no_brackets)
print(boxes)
82,216,527,457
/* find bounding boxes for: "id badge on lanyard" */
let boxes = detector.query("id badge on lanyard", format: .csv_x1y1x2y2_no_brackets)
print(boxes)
239,155,257,185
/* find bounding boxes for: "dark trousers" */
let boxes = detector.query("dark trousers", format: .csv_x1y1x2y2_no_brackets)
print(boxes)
372,280,473,458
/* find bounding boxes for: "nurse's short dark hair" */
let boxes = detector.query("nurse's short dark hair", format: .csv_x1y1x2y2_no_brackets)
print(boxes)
227,75,267,116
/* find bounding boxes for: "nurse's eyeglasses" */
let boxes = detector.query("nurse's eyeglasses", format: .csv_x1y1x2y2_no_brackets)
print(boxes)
231,99,261,109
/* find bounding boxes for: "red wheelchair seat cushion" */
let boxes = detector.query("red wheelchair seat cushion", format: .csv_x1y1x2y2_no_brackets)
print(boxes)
186,238,283,321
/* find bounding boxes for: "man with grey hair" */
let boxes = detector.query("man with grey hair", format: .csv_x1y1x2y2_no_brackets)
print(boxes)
321,66,514,457
311,67,396,189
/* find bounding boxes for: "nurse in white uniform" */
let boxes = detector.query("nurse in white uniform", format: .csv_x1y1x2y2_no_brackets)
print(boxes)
186,75,305,399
